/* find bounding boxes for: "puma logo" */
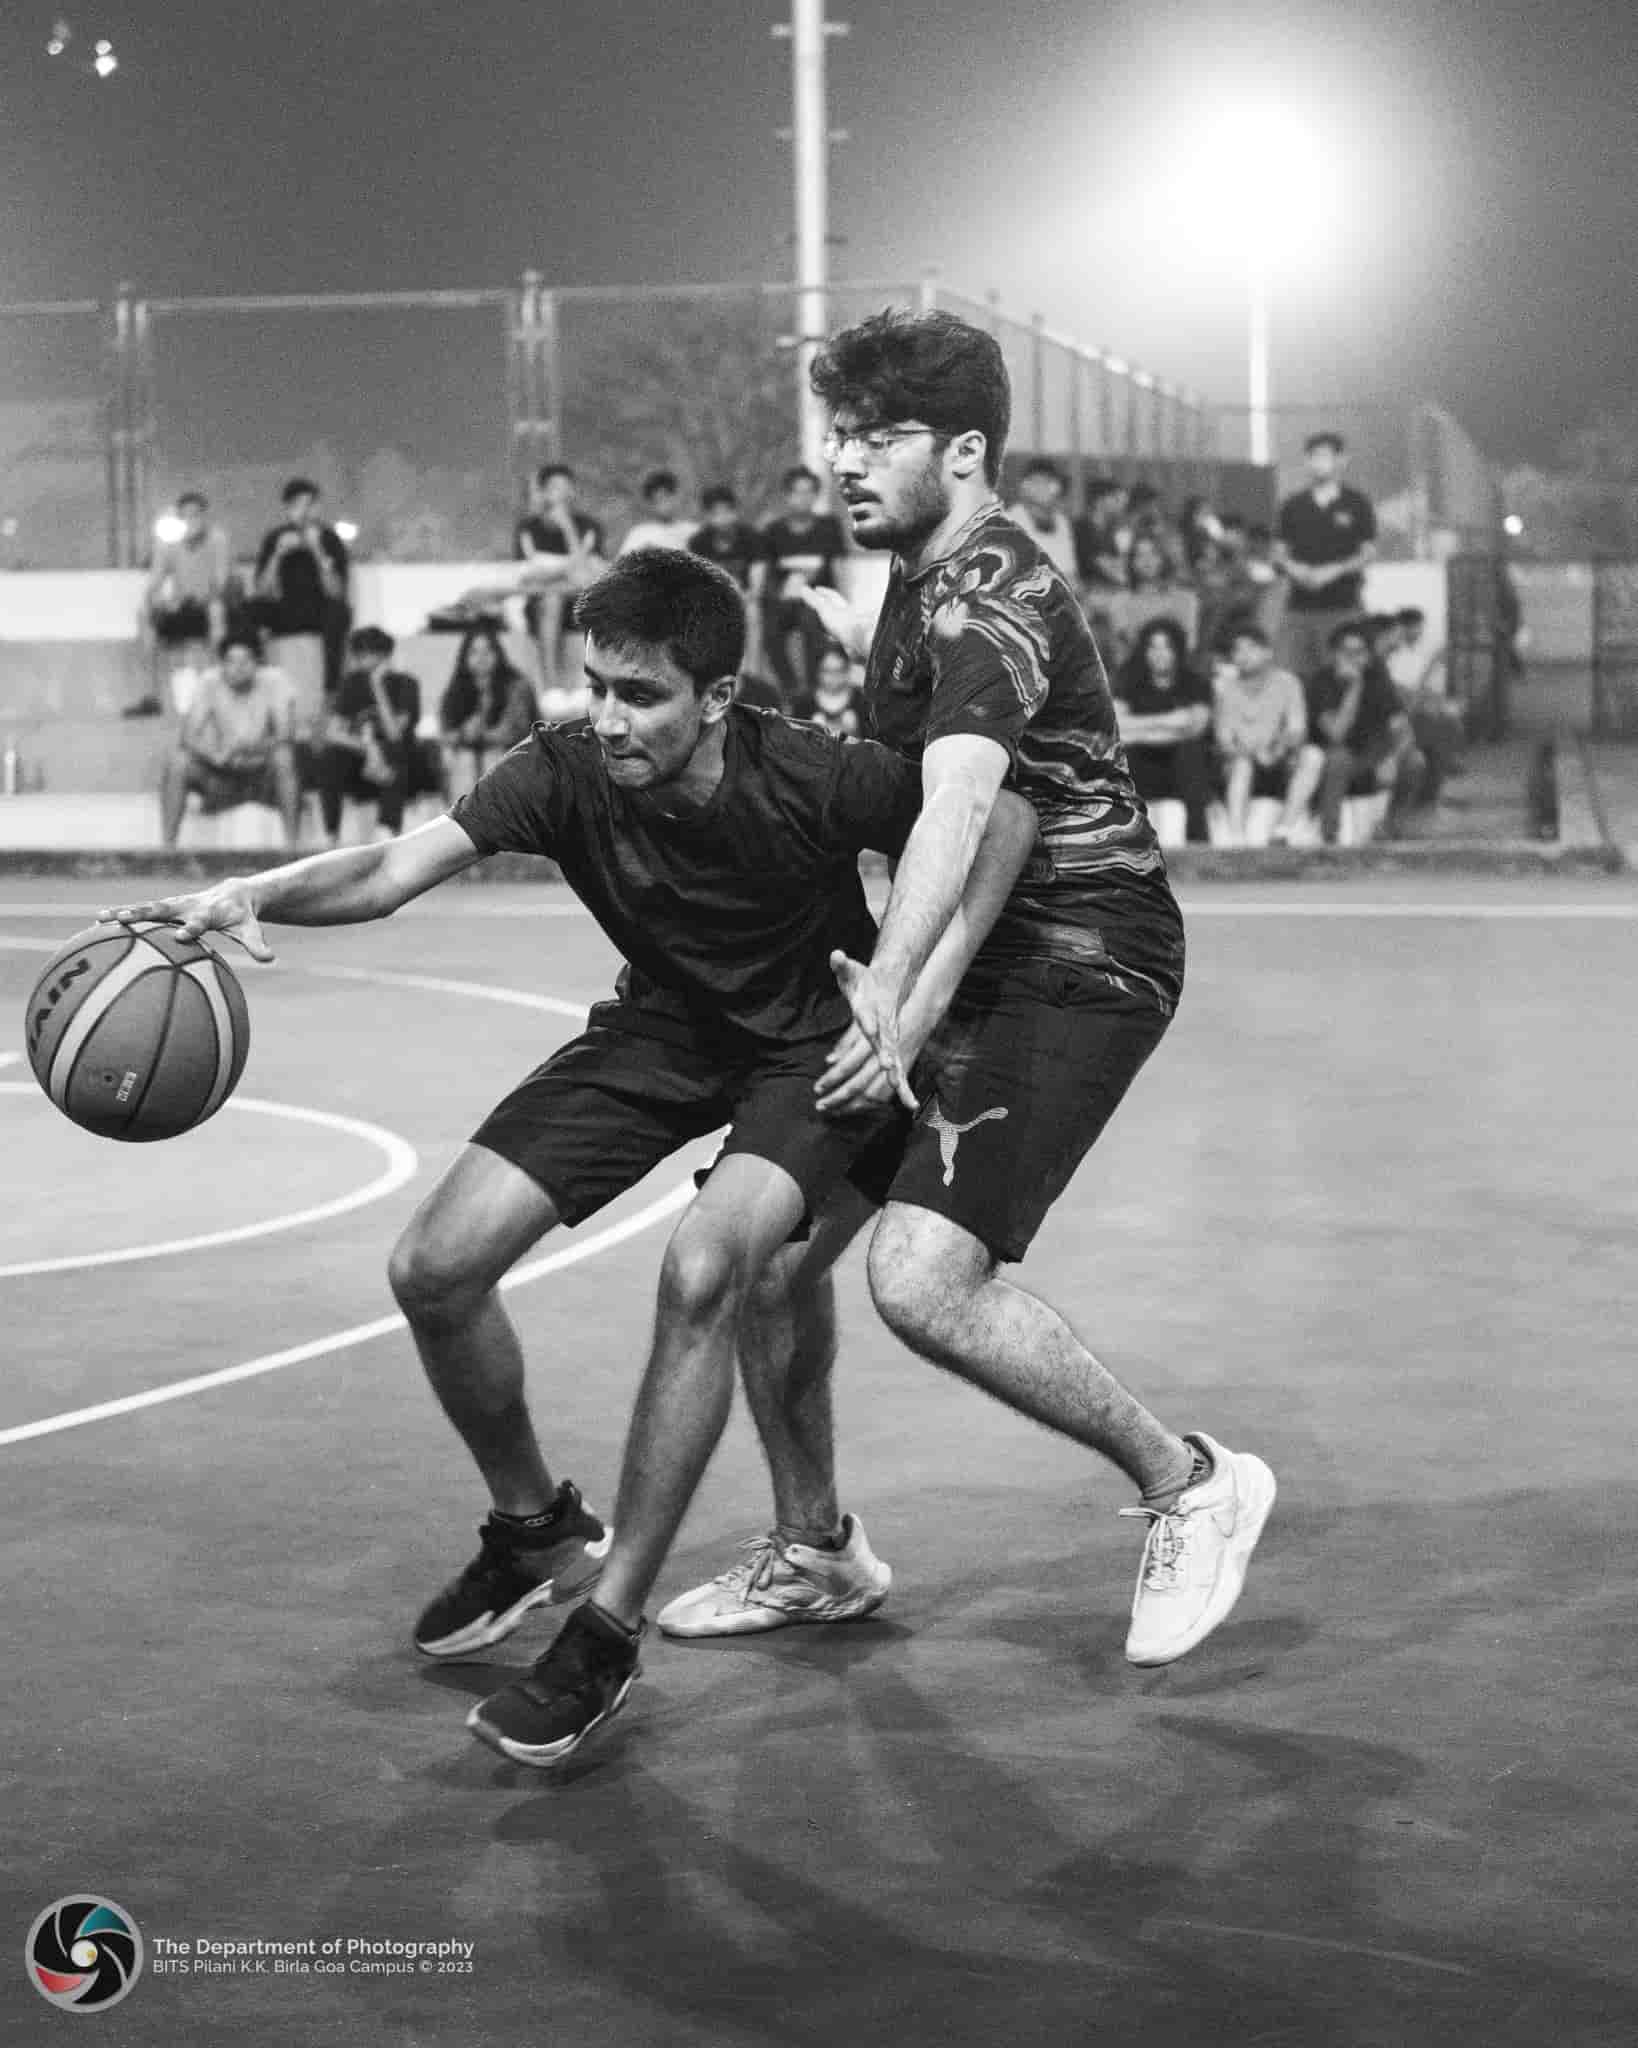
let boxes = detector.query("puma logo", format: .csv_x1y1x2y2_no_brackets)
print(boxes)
926,1100,1009,1186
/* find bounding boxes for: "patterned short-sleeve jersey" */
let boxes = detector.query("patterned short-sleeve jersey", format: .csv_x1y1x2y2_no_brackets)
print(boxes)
864,506,1184,1014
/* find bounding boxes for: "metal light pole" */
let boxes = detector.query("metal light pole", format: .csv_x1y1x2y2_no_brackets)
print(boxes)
1247,244,1272,469
775,0,847,475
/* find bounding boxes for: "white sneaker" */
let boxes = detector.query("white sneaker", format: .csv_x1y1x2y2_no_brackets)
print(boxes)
657,1514,891,1639
1122,1433,1276,1667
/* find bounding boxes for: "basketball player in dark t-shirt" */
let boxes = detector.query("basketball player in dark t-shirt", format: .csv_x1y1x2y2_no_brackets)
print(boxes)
660,311,1276,1672
105,549,1035,1767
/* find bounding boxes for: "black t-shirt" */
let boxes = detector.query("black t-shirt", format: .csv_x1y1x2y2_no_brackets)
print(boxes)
761,514,846,597
1113,664,1213,725
1304,663,1401,751
688,520,765,592
1276,486,1376,611
254,522,351,634
513,511,605,560
449,706,924,1050
334,667,421,740
865,505,1184,1016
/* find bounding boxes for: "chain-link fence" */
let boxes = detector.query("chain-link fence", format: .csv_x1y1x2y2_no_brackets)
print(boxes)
0,302,111,569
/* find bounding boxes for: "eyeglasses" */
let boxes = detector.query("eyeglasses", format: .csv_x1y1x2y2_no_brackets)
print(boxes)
820,424,937,464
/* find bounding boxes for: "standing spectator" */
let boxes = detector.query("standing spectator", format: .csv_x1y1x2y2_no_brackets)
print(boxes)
158,631,301,849
1106,533,1200,663
803,643,864,736
1275,431,1377,678
1304,620,1424,843
1004,459,1079,579
438,624,539,803
1214,622,1324,845
1073,477,1131,600
1110,618,1215,843
760,464,847,709
316,626,425,847
515,463,606,694
689,485,768,672
137,490,234,715
254,478,351,733
618,470,698,556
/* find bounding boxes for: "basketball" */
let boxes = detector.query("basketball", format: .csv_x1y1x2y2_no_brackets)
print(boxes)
24,922,251,1142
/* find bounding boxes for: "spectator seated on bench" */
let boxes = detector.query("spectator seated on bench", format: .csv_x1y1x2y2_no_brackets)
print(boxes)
1303,621,1425,845
1111,618,1215,844
315,625,434,848
1212,624,1325,847
160,631,303,850
438,624,539,803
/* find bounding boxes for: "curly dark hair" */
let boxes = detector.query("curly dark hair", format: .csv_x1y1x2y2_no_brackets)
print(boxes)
809,308,1010,485
440,624,526,729
1114,617,1203,696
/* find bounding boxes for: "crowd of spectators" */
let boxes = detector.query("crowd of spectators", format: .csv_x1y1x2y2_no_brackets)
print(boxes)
138,428,1461,850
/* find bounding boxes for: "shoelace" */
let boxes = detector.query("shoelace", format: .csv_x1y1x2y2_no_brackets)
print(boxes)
713,1535,784,1602
1119,1504,1197,1591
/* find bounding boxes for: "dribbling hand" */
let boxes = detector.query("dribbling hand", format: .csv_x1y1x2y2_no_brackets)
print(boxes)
100,882,276,963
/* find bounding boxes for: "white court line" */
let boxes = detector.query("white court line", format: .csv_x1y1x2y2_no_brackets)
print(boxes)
303,963,589,1018
0,1089,418,1279
1181,900,1638,920
0,900,593,920
0,1179,694,1448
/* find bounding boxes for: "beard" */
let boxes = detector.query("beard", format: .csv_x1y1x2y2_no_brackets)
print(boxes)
843,461,952,553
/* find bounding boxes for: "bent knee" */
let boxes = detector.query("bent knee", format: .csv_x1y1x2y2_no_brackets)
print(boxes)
659,1230,754,1325
388,1230,488,1319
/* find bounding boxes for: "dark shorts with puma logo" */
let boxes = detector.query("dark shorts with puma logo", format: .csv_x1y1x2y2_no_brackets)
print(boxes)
844,960,1172,1263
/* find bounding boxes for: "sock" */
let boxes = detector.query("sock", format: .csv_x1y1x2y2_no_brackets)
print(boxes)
777,1518,848,1553
1140,1441,1212,1514
580,1600,643,1646
492,1489,567,1539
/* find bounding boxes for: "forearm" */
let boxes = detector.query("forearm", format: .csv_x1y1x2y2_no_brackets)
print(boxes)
869,781,992,1010
245,841,398,926
900,794,1035,1037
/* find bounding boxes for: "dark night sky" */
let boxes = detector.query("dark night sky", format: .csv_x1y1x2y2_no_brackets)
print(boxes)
3,0,1635,468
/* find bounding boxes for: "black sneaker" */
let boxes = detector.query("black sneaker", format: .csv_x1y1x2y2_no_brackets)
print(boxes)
466,1604,643,1768
413,1482,611,1660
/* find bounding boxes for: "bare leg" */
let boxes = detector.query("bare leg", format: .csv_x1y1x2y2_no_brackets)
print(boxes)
1223,754,1253,845
159,753,190,847
271,745,304,849
594,1155,810,1628
867,1202,1192,1500
737,1185,876,1545
1280,744,1326,835
387,1143,564,1516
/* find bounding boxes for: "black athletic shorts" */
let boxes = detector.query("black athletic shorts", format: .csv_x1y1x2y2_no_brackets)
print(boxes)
845,960,1172,1264
471,1024,902,1228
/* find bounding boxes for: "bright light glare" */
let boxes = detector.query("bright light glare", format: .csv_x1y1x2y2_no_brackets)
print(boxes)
1503,513,1524,538
153,513,187,545
1163,96,1343,273
93,43,117,78
334,520,359,544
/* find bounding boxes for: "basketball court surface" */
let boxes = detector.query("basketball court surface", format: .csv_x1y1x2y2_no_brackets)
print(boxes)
4,872,1637,2046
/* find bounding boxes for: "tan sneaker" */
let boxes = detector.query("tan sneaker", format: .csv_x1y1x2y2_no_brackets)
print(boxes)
1122,1434,1276,1666
657,1514,891,1639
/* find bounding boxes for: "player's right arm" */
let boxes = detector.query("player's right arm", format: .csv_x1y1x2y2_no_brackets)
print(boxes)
100,818,485,963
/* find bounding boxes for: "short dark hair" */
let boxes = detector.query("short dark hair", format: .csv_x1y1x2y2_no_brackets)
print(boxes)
810,308,1010,486
218,629,262,661
574,548,745,691
701,484,739,511
641,468,679,500
781,464,820,494
281,476,320,504
1328,618,1371,652
348,625,395,657
1305,431,1345,455
177,489,207,512
1019,458,1066,487
1397,606,1426,628
535,462,575,488
1227,619,1270,649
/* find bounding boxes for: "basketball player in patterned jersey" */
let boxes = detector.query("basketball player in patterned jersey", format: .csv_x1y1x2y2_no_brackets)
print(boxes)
659,311,1275,1666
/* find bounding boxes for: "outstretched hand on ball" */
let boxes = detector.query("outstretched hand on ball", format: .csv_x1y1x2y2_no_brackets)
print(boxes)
101,882,275,963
